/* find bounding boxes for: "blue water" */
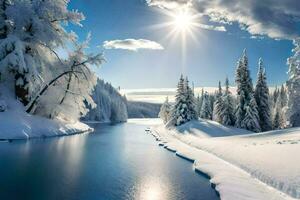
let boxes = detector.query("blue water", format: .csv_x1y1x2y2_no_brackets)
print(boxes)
0,122,219,200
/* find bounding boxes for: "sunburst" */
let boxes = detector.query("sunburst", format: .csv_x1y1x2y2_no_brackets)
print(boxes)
148,8,202,73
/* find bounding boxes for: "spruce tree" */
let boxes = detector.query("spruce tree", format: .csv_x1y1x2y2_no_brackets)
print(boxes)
171,75,187,126
170,75,197,126
279,84,288,108
184,77,198,121
200,92,212,119
220,78,236,126
196,88,204,117
235,49,254,128
196,95,201,117
273,98,285,129
242,95,261,132
159,97,172,124
213,81,223,122
272,87,279,107
254,58,272,131
287,38,300,127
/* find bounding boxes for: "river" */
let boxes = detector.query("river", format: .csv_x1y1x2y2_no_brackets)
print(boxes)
0,120,219,200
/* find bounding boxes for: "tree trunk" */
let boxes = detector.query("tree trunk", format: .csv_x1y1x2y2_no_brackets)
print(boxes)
26,70,82,113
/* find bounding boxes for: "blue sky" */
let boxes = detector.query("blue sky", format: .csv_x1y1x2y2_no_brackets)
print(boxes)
68,0,296,89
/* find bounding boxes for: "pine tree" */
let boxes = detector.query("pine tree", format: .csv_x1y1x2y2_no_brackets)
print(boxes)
184,77,198,121
273,87,280,106
273,98,285,129
196,95,201,117
254,58,272,131
242,95,261,132
213,81,223,122
209,93,216,118
235,49,254,128
172,75,186,126
170,75,197,126
159,97,172,124
200,92,212,119
196,88,204,117
279,84,288,108
220,78,236,126
287,38,300,127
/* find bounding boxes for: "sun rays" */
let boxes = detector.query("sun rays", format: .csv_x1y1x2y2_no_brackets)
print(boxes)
148,8,202,73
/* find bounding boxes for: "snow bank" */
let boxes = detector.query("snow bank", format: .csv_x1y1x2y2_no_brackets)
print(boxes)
151,119,299,200
0,89,92,140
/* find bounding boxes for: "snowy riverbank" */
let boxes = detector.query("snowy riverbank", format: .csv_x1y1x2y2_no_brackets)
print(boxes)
150,119,299,200
0,90,92,140
0,110,92,140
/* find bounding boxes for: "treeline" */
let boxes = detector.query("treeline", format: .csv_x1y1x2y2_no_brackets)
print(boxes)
159,47,300,132
83,79,128,123
83,79,162,122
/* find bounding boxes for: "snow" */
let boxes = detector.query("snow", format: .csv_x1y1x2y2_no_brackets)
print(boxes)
0,88,92,140
150,119,300,200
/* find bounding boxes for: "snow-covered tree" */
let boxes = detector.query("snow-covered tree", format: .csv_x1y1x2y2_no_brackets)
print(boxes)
213,81,223,122
242,95,261,132
171,75,187,126
287,38,300,127
159,97,172,124
220,78,235,126
0,0,85,104
272,86,279,106
170,75,197,126
235,49,254,128
0,0,103,121
27,34,103,120
254,58,272,131
279,85,288,108
196,88,204,117
200,92,212,119
184,77,198,121
196,95,201,116
273,98,286,130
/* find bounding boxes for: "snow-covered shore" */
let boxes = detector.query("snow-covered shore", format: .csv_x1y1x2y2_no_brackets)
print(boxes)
0,110,92,140
0,92,92,140
150,119,300,200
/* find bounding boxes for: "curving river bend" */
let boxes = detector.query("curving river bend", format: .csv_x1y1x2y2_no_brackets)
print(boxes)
0,121,219,200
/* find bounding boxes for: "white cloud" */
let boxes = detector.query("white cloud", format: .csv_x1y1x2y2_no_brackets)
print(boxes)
103,39,164,51
146,0,191,10
197,23,226,32
147,0,300,40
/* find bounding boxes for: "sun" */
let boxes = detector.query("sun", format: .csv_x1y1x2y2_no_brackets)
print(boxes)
173,10,194,31
146,8,202,72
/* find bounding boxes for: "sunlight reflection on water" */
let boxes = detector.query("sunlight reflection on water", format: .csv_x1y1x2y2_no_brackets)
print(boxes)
136,177,167,200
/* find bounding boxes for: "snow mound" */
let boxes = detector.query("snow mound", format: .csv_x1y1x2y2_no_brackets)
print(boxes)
176,119,252,138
